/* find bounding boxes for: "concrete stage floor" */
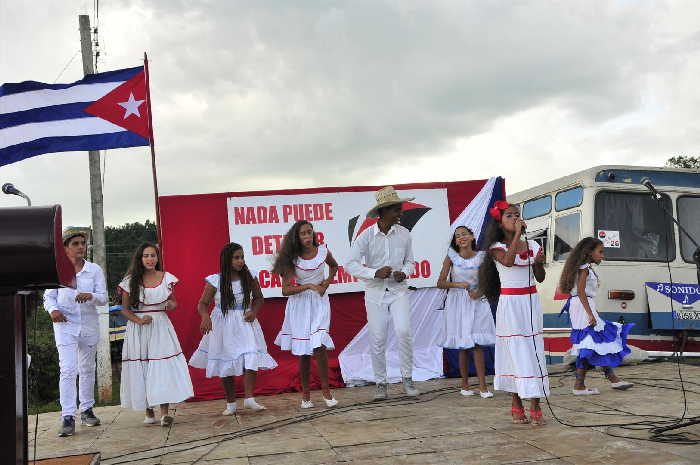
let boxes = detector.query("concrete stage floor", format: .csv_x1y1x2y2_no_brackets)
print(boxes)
29,360,700,465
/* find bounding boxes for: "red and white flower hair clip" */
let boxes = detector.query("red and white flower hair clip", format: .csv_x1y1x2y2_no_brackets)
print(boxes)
488,200,510,222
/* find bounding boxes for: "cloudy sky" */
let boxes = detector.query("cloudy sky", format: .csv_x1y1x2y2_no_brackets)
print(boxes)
1,0,699,227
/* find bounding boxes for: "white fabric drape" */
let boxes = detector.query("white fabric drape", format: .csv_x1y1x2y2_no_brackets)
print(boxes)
450,176,498,242
339,288,447,386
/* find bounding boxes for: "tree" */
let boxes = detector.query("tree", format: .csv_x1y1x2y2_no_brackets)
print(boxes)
666,156,700,169
104,220,158,303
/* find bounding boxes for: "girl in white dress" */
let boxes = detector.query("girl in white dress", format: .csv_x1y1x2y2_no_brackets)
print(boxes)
119,243,194,427
273,220,339,409
558,237,634,395
477,201,548,425
437,226,496,398
189,242,277,415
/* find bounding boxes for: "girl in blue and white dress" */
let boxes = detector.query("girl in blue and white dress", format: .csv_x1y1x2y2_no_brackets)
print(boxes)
477,201,548,425
119,243,194,427
273,220,339,409
437,226,496,398
189,242,277,415
558,237,634,395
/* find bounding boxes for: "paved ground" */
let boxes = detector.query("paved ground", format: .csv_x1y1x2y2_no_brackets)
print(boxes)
30,360,700,465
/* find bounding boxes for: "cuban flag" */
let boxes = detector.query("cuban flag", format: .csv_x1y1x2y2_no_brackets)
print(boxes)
0,66,151,168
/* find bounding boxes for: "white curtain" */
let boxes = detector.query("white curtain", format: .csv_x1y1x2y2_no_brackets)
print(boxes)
339,288,447,386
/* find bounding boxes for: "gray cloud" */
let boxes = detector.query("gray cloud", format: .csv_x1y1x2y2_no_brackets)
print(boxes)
1,0,698,227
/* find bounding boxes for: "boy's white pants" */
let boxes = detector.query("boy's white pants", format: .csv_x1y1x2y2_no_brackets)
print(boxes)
56,333,97,417
364,292,413,384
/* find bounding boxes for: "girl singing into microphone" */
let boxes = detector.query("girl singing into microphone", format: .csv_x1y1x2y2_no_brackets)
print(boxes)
477,201,548,425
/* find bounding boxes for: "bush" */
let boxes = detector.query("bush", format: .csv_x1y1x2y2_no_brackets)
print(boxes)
27,308,61,413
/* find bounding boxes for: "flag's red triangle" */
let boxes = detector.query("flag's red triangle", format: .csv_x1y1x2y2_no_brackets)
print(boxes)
84,70,151,139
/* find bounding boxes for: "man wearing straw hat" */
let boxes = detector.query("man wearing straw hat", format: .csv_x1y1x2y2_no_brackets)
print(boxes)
43,227,106,437
347,186,419,400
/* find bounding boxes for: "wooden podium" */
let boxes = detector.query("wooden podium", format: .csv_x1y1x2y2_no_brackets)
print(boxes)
0,205,97,465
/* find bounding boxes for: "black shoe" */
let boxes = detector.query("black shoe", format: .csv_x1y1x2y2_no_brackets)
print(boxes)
80,408,100,427
58,416,75,437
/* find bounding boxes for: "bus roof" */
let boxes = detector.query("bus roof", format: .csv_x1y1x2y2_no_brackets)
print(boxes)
509,164,700,203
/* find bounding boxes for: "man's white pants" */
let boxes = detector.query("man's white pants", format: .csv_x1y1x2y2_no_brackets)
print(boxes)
364,292,413,384
57,334,97,417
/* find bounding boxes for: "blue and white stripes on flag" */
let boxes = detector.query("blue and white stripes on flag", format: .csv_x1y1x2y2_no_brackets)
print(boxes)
0,66,149,168
450,176,506,250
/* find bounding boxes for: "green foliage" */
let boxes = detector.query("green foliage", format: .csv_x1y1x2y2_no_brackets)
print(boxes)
666,156,700,169
27,309,60,412
105,220,157,303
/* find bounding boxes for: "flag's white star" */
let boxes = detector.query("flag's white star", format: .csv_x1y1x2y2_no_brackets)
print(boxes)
117,93,145,119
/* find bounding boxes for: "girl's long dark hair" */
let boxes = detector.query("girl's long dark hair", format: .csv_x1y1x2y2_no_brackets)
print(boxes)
272,220,317,277
476,219,506,300
558,237,603,294
219,242,254,315
125,242,162,309
450,226,476,252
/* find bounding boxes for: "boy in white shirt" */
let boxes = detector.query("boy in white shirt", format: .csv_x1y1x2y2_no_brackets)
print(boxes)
346,187,419,400
43,227,107,437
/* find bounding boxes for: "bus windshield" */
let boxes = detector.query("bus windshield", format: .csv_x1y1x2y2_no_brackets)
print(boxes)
678,196,700,263
594,191,675,261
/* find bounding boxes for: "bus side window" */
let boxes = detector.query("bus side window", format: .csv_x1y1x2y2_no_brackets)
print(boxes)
530,230,548,259
523,196,552,220
554,212,581,261
524,215,551,261
555,187,583,211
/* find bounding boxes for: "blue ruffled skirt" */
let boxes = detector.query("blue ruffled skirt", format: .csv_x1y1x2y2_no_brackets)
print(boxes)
561,296,635,369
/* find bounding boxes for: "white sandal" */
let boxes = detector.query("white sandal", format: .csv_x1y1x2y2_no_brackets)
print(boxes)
572,387,600,396
300,400,314,409
610,381,634,390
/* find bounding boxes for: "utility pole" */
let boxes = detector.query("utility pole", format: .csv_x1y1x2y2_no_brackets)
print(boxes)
79,14,112,402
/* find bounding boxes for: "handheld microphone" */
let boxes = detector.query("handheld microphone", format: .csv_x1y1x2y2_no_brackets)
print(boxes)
640,177,661,198
2,183,32,206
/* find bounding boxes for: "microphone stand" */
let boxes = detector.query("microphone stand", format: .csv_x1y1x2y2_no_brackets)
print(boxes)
642,180,700,435
2,183,32,207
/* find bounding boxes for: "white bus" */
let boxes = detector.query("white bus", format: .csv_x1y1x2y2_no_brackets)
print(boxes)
509,165,700,363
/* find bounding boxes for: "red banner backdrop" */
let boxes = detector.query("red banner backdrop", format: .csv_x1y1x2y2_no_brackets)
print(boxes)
160,179,495,400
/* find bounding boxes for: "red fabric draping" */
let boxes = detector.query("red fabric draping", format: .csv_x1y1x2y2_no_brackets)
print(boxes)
160,179,493,400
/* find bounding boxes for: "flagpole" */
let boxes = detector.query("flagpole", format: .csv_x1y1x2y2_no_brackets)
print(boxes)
143,52,163,252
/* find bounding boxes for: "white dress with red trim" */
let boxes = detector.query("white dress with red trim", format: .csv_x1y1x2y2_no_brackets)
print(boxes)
563,264,634,369
490,240,550,399
189,274,277,377
275,244,335,355
441,249,496,349
118,272,194,410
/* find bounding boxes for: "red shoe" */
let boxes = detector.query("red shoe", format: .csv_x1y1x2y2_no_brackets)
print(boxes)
529,409,546,426
511,407,529,424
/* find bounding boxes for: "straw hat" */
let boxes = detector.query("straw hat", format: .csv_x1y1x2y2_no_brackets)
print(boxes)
366,186,415,218
62,226,91,245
